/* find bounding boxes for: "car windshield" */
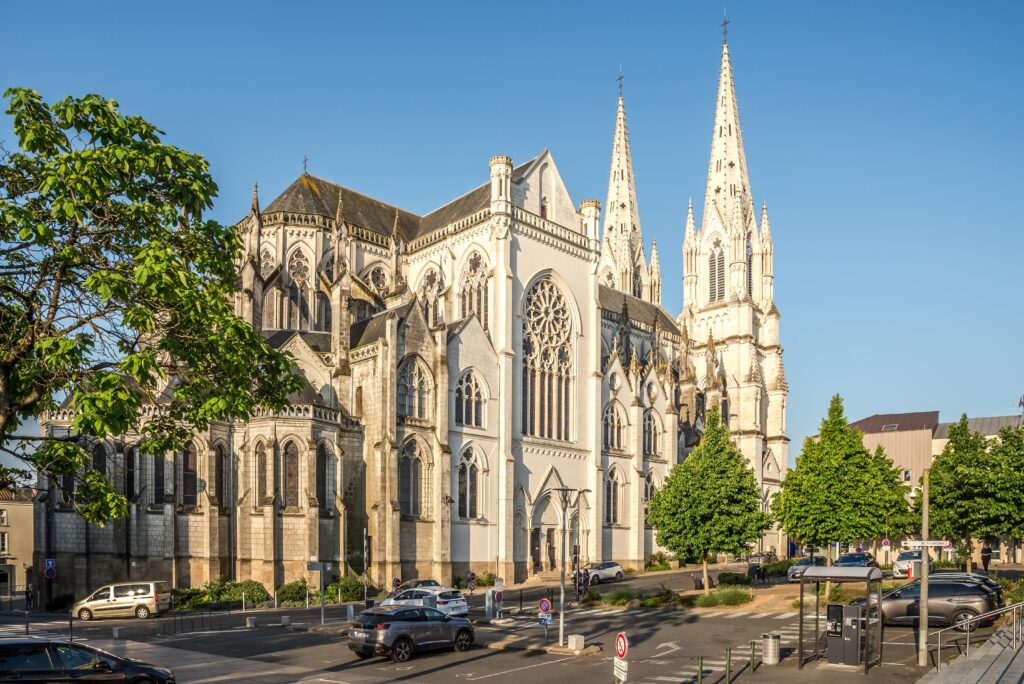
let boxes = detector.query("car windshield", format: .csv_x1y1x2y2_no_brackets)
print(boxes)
794,557,814,566
897,551,919,561
838,554,866,563
439,591,462,600
419,580,440,587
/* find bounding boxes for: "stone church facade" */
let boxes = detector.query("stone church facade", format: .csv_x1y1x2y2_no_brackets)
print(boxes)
37,37,787,596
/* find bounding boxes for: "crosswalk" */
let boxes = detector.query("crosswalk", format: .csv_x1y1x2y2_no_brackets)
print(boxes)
489,607,817,632
0,623,66,639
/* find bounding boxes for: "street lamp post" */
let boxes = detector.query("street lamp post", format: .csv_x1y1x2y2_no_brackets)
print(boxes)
551,487,589,648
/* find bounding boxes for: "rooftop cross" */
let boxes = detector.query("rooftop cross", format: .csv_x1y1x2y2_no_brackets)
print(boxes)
303,155,309,175
721,14,729,43
617,66,624,97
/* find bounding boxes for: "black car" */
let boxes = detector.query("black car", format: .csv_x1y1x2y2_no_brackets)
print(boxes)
0,639,174,683
834,552,877,568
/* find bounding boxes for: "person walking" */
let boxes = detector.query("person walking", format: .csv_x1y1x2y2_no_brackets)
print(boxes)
24,586,32,611
980,543,993,572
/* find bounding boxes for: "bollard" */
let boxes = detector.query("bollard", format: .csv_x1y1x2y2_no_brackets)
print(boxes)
725,647,731,684
750,640,756,673
112,627,125,640
347,604,355,623
281,615,291,627
246,617,257,629
519,588,523,612
242,594,246,612
306,591,310,609
696,656,703,684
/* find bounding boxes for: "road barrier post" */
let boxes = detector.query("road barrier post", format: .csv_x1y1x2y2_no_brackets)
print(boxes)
696,656,703,684
750,640,755,673
725,647,731,683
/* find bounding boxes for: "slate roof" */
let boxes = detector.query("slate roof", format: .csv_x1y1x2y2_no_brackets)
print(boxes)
597,285,680,334
262,157,537,243
349,303,413,349
848,411,939,435
934,415,1021,439
261,330,333,353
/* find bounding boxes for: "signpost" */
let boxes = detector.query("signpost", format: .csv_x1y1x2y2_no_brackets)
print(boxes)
538,598,552,641
392,577,401,595
362,528,369,607
918,470,930,668
614,632,629,683
307,559,333,625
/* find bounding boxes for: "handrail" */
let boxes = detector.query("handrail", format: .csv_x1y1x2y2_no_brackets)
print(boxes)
931,600,1023,671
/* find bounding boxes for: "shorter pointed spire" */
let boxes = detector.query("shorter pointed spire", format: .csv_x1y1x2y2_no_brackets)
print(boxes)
391,208,401,243
335,193,346,226
685,199,696,240
760,200,772,240
251,182,260,214
650,238,661,273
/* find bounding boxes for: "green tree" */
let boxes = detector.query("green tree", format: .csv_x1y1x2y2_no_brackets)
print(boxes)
647,407,770,593
773,395,911,568
992,424,1024,540
0,88,303,523
928,415,1000,573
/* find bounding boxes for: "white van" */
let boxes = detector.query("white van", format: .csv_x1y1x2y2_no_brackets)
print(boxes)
73,581,172,620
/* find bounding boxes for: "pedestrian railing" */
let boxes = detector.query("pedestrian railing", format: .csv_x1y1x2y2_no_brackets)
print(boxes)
157,608,234,636
931,600,1023,670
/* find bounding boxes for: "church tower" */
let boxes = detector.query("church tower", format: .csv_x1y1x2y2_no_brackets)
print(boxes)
599,83,655,303
680,32,789,523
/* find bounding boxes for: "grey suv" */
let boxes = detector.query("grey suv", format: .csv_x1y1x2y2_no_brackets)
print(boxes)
851,579,998,631
347,605,474,662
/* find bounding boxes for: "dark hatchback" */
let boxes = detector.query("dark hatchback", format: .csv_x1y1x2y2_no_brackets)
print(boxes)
834,552,878,568
850,579,999,631
347,605,474,662
0,639,174,683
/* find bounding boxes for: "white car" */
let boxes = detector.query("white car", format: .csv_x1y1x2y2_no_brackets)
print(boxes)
573,561,624,585
892,550,933,579
380,587,469,617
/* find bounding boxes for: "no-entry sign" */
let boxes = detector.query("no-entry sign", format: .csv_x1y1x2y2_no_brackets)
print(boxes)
392,577,401,589
615,632,629,659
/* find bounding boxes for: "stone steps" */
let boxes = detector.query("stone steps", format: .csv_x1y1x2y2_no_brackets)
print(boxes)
917,627,1024,683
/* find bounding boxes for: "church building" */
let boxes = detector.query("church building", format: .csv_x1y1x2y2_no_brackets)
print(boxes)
37,35,787,595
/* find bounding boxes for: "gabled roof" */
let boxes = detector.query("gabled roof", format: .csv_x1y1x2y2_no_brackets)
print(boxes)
849,411,940,435
261,330,332,354
598,285,679,334
934,415,1021,439
263,157,537,243
349,303,414,349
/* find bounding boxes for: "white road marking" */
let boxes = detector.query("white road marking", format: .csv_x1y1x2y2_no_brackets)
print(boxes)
723,612,750,619
775,611,798,619
749,612,773,619
466,655,579,680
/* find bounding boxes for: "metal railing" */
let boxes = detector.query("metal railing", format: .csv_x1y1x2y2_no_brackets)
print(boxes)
932,600,1023,670
157,608,234,636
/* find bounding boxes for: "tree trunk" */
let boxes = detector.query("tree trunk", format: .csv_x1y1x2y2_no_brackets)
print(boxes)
702,554,710,596
964,536,973,574
825,543,834,602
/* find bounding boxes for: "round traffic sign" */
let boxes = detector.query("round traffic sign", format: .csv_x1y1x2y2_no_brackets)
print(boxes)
469,572,476,581
495,590,503,603
538,598,551,613
615,632,628,659
44,567,56,579
468,579,476,591
882,538,890,547
392,577,401,589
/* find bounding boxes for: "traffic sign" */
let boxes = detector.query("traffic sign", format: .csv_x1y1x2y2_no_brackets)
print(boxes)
494,590,503,604
45,559,55,569
904,540,950,548
44,567,56,579
469,572,476,581
882,539,891,547
615,632,629,659
468,579,476,592
393,577,401,589
538,598,552,613
538,612,553,625
614,656,629,681
306,561,332,572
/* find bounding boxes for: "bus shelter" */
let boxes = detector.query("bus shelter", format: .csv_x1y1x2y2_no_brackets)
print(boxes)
798,565,885,674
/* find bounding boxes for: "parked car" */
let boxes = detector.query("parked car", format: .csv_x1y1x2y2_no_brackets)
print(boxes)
0,638,174,682
891,550,933,579
572,561,624,585
910,572,1004,604
834,552,877,568
787,556,826,582
398,579,441,592
73,580,172,621
380,587,469,617
347,605,474,662
750,551,778,565
850,579,998,631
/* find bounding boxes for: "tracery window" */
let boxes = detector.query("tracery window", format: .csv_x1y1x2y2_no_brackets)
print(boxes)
262,286,280,330
315,443,329,511
287,251,311,329
643,470,656,503
255,442,267,504
260,249,275,279
320,249,335,282
366,265,388,296
397,358,432,420
214,444,226,507
182,441,198,507
632,271,643,299
419,267,443,327
454,371,484,428
456,447,479,520
521,279,573,440
643,410,661,458
605,469,621,525
91,443,107,477
460,252,489,331
283,440,299,508
399,441,424,517
602,403,625,450
708,239,725,303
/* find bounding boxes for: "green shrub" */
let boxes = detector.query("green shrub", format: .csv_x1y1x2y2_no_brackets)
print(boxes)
640,586,679,608
477,571,496,587
763,559,795,576
171,587,208,610
717,572,751,586
695,592,721,608
606,588,638,605
222,580,270,604
580,590,601,605
934,560,960,570
46,593,75,612
696,587,752,608
452,576,466,589
325,575,370,603
276,578,308,604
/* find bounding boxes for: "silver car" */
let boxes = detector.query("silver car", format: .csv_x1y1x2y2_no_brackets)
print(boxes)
892,550,933,579
347,605,474,662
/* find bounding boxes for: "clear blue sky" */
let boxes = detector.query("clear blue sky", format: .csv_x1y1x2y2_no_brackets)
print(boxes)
3,1,1022,462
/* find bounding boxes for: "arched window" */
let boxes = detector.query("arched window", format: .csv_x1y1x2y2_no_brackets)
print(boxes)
457,448,479,520
366,265,388,297
91,442,107,476
603,403,625,450
286,251,311,330
125,447,136,500
643,470,656,503
454,371,484,428
152,453,165,505
521,278,573,440
460,252,489,331
262,286,280,330
418,267,443,327
708,239,725,302
643,410,661,458
316,292,331,332
255,442,267,504
399,441,424,517
632,271,643,299
397,358,432,420
316,443,329,511
182,441,198,507
214,444,226,507
260,249,275,279
320,249,335,282
61,472,75,504
604,469,620,525
283,441,299,508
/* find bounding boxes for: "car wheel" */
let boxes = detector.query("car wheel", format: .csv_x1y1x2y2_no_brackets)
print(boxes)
135,605,151,619
391,637,414,663
615,572,623,582
952,610,977,632
590,576,600,585
78,608,93,621
454,629,473,652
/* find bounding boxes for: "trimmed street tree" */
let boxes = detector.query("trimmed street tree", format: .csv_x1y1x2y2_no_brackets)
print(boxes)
647,407,770,594
0,88,303,523
773,395,911,569
992,424,1024,542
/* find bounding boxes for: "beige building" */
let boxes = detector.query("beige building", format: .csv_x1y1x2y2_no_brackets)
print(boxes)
0,488,35,598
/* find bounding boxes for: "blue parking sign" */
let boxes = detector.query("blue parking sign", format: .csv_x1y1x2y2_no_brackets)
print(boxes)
45,559,55,569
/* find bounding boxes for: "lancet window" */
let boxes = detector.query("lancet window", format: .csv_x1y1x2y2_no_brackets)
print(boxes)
521,278,573,440
460,252,489,331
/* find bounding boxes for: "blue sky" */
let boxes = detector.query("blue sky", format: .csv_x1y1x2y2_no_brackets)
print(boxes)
3,1,1022,462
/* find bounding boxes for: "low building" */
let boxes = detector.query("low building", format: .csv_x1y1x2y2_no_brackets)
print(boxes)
0,488,36,599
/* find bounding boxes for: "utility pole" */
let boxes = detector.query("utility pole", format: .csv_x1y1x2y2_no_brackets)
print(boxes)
552,487,589,647
918,469,930,667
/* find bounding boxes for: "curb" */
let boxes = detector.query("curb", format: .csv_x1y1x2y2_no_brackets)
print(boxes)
482,640,602,656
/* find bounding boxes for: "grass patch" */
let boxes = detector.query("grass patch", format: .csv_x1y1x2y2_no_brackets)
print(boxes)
606,588,639,605
717,572,751,586
580,590,601,605
763,559,795,576
696,587,752,608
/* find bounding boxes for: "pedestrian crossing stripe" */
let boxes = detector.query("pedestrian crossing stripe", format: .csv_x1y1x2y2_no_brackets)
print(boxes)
749,612,773,619
723,611,750,618
776,611,798,619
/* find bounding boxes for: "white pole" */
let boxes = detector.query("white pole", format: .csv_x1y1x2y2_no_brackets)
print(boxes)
918,469,930,667
559,493,567,647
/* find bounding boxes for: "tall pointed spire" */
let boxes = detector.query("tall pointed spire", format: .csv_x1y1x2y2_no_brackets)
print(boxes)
701,34,754,233
649,238,661,274
602,85,643,263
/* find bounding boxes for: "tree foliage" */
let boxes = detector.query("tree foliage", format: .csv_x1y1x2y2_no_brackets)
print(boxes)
647,407,770,591
772,395,911,557
0,88,303,523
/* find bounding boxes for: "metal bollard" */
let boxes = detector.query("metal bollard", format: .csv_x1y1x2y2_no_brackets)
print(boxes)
750,640,756,673
346,604,355,622
696,656,703,684
519,588,523,612
725,647,731,684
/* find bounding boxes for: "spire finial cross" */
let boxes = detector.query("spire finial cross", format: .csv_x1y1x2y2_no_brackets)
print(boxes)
303,155,309,175
721,13,729,44
617,66,624,98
